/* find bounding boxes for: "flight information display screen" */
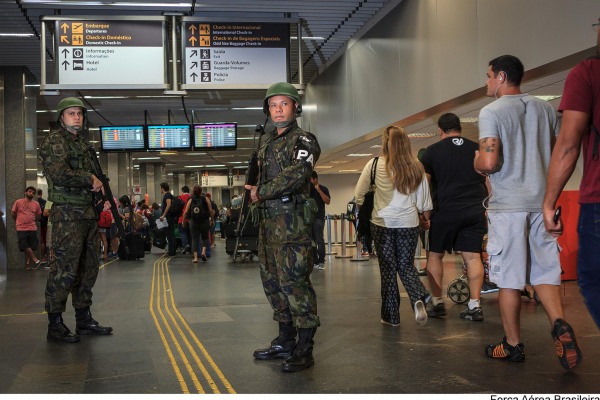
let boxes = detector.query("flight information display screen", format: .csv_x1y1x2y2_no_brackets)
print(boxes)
146,124,192,151
100,125,146,152
193,123,237,151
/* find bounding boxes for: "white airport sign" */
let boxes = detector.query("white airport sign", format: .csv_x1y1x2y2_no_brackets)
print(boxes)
56,20,165,86
183,22,288,87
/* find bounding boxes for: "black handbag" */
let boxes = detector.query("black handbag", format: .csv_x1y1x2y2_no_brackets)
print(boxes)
357,157,379,237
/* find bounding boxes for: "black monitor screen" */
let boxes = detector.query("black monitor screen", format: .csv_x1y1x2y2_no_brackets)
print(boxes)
193,123,237,150
146,124,192,151
100,125,146,152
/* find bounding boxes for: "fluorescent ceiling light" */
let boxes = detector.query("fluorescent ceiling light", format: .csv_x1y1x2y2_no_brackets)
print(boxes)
21,1,191,7
370,144,382,148
135,157,161,160
339,169,359,173
407,133,437,138
26,168,38,171
184,165,204,168
535,95,562,101
231,107,262,111
291,36,324,41
347,153,372,157
459,117,478,123
0,33,35,37
315,165,333,169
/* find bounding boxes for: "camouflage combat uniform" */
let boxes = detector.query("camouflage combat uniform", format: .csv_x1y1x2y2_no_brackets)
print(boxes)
39,126,100,314
256,121,321,329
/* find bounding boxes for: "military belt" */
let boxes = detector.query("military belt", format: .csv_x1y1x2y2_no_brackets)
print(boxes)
259,205,299,219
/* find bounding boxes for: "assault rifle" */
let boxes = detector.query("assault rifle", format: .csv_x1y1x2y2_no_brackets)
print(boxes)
236,124,263,239
85,140,129,256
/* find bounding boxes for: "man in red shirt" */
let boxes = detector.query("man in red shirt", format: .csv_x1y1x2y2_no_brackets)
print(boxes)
178,186,192,254
12,186,47,270
543,17,600,329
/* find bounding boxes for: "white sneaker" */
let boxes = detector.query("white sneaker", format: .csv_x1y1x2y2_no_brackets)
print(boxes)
414,300,428,325
314,263,325,270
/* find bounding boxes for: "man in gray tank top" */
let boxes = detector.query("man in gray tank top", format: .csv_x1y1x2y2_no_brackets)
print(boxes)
475,55,582,370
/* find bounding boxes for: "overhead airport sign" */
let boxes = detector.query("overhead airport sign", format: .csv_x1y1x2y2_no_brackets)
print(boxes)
55,19,165,87
182,22,289,87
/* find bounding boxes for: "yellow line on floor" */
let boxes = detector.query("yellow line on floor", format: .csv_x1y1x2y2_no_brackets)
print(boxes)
156,256,205,393
164,264,236,394
149,254,191,394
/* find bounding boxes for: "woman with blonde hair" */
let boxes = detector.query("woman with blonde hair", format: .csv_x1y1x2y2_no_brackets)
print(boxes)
355,126,433,327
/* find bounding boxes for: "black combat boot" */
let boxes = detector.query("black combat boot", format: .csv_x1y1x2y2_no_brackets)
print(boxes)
281,327,316,372
75,307,113,335
253,322,297,360
47,313,80,343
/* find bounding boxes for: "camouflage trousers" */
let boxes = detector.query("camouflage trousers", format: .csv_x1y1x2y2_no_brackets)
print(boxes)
45,219,100,314
258,210,320,329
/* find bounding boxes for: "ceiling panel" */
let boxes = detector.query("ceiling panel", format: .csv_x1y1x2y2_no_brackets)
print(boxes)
0,0,585,178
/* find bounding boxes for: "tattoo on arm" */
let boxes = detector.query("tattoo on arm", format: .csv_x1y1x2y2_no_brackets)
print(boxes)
479,137,498,153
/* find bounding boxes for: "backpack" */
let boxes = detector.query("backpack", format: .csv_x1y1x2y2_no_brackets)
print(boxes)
98,210,113,228
357,157,379,237
189,195,209,223
168,195,185,218
130,212,145,231
211,200,219,219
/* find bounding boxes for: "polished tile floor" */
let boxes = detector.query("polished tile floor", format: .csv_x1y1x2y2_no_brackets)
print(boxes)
0,239,598,394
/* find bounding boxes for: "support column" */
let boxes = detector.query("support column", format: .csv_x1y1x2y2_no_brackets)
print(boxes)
0,67,38,270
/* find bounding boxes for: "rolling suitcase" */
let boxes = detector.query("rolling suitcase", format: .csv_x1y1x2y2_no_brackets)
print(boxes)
119,232,145,260
153,228,167,249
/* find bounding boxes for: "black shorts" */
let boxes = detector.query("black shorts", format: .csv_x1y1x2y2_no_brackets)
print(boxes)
429,210,486,254
17,230,38,252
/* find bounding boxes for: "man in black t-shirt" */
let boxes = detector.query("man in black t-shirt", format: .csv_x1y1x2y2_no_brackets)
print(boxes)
310,171,331,270
420,113,487,321
159,182,177,257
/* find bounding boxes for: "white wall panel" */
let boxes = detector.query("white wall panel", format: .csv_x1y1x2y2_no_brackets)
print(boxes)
305,0,599,151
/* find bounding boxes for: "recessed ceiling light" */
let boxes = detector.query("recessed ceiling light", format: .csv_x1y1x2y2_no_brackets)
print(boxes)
347,153,372,157
535,95,562,101
0,33,35,37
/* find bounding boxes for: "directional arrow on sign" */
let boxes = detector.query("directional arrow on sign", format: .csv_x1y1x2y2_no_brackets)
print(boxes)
190,50,197,57
191,61,198,69
61,23,69,33
189,36,197,46
60,35,69,44
61,48,70,57
62,60,70,70
189,24,196,34
190,72,198,82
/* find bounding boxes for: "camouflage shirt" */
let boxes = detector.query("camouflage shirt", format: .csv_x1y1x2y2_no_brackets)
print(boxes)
39,126,97,221
257,121,320,210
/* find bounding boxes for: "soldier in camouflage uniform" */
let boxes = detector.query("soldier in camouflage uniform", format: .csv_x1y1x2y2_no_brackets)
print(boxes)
245,82,321,372
39,97,113,343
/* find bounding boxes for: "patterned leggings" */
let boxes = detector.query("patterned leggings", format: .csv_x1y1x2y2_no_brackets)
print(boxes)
371,224,430,325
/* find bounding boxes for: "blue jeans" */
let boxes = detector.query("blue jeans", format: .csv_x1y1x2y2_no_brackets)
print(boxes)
178,223,190,249
578,203,600,329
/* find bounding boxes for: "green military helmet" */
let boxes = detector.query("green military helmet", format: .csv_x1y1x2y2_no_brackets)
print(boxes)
263,82,302,115
56,97,86,121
